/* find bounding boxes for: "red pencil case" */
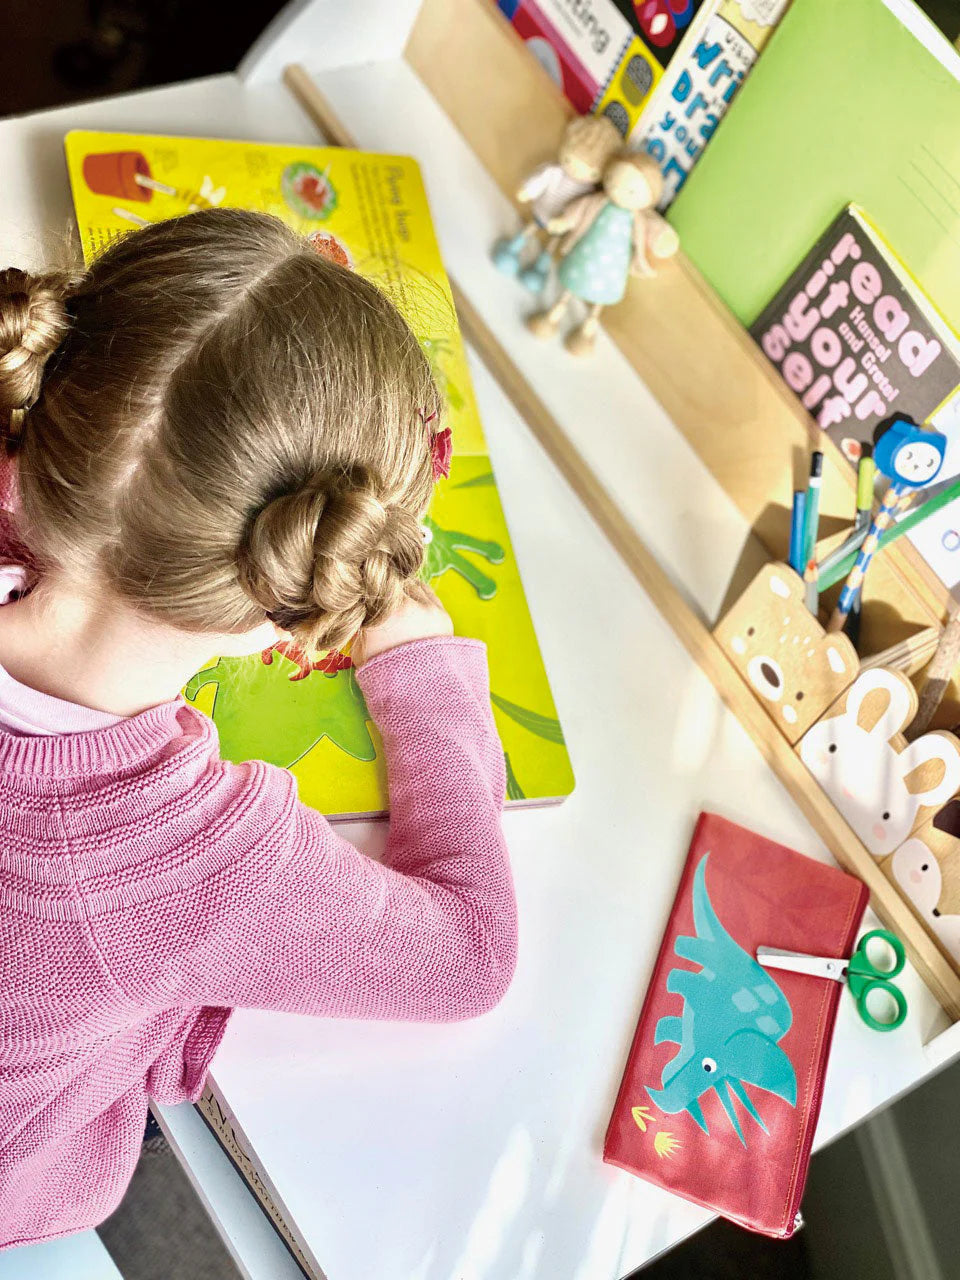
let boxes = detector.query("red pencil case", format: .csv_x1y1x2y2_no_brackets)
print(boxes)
604,812,869,1238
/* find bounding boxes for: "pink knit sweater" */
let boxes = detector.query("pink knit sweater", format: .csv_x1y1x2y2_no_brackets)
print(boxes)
0,633,516,1249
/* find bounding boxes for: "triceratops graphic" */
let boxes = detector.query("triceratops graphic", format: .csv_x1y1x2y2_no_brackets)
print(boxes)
646,854,798,1145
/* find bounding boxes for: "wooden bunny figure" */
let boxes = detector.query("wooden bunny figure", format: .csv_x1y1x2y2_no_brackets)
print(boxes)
491,115,621,295
527,151,679,357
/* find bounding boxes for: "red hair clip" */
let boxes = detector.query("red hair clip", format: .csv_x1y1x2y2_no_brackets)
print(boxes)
430,426,453,481
422,410,452,481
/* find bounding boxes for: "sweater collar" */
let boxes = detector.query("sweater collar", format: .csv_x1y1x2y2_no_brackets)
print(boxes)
0,697,207,777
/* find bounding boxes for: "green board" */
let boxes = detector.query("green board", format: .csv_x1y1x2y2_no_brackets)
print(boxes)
668,0,960,332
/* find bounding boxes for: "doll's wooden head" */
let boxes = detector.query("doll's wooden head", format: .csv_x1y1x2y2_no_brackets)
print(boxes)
602,152,663,211
558,116,622,185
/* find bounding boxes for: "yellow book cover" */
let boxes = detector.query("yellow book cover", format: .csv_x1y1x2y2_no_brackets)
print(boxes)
64,130,575,817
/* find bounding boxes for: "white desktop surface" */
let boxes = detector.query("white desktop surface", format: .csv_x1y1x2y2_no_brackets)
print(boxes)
0,53,955,1280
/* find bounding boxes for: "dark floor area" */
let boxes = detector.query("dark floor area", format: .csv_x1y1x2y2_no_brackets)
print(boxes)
0,1,286,120
97,1132,243,1280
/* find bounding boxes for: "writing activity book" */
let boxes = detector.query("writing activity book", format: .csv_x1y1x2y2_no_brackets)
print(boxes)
64,130,575,818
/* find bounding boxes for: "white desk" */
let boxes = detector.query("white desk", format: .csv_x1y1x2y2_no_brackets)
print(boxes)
0,1231,122,1280
1,35,956,1280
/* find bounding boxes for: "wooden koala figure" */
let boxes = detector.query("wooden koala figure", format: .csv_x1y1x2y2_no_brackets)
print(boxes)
886,800,960,969
799,667,960,859
714,563,859,744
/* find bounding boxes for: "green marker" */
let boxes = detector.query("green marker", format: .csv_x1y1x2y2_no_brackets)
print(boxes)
855,447,875,533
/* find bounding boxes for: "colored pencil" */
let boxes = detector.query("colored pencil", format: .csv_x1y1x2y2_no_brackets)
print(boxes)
816,449,876,585
818,525,870,584
803,557,819,615
788,490,806,573
828,485,914,632
819,475,960,591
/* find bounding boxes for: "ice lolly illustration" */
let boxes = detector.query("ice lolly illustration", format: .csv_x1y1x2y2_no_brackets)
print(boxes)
82,151,176,202
112,207,151,227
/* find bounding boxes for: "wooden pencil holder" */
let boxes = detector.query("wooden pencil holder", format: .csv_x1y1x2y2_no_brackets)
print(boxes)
885,804,960,972
713,562,859,744
796,668,960,858
716,561,960,983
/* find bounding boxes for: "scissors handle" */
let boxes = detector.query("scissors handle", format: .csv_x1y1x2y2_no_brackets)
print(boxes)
854,977,908,1032
848,931,908,1032
848,929,906,989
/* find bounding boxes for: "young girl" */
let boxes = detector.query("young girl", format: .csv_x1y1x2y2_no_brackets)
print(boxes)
0,208,516,1250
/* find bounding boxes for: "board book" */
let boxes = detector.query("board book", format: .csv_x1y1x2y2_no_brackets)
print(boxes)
63,130,575,818
750,204,960,456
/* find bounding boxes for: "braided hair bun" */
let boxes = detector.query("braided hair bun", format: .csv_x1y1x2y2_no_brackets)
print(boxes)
237,466,427,652
0,269,72,436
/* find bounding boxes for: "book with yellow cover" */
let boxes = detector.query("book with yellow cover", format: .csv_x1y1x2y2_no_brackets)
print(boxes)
64,130,574,817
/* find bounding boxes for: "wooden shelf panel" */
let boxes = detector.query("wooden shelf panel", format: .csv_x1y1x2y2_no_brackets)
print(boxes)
406,0,954,669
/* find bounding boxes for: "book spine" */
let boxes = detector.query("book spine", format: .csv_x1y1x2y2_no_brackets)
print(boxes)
630,0,791,210
500,0,636,115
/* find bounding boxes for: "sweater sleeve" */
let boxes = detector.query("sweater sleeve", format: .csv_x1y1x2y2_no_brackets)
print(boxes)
151,637,517,1023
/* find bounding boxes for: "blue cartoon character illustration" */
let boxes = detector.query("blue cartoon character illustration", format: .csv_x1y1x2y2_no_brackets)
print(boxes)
830,415,947,631
646,855,797,1145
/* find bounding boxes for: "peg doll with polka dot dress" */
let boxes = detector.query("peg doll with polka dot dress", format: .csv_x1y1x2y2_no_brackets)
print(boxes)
527,151,680,358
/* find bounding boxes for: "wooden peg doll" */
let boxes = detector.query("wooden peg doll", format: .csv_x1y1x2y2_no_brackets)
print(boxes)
491,115,622,295
527,151,680,357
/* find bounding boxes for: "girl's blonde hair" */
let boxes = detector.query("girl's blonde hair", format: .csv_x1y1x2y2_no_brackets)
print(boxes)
0,208,441,651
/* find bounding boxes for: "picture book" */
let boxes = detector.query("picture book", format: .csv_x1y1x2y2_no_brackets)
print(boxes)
668,0,960,334
631,0,790,209
63,130,575,819
750,204,960,458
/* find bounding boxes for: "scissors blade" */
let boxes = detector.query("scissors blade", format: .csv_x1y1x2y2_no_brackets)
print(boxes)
756,946,848,982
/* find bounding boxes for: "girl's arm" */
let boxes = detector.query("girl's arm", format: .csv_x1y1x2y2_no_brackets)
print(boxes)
117,635,517,1024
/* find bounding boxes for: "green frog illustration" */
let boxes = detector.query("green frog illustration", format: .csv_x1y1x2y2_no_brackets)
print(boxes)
185,512,506,770
422,515,504,600
184,650,376,768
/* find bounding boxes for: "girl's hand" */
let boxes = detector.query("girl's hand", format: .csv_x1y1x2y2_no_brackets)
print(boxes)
352,587,453,667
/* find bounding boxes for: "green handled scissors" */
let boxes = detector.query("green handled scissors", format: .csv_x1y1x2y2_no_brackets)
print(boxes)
756,930,907,1032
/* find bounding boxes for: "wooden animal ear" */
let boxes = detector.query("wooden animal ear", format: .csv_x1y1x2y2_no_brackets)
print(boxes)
902,756,947,798
899,733,960,806
764,565,804,606
847,669,916,736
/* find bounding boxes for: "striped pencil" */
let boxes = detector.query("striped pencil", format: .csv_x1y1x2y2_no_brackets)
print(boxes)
828,485,914,632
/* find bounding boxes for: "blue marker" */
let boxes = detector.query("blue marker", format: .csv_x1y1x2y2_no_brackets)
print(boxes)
789,490,806,573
